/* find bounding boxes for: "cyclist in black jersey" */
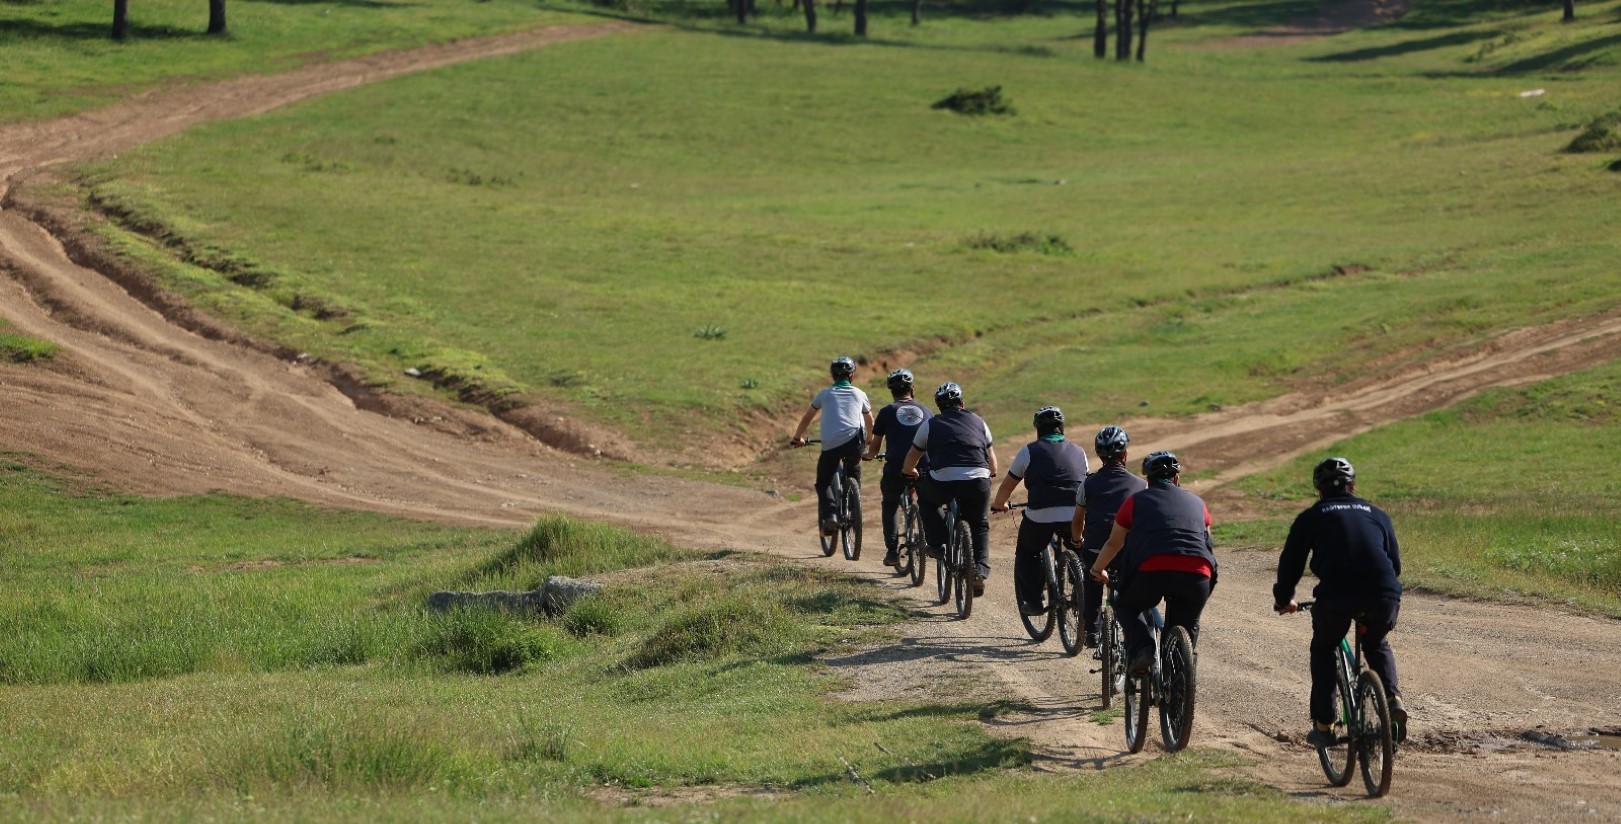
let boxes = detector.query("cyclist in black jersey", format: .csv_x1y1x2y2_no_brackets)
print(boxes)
1070,425,1145,648
902,382,998,594
864,369,932,568
991,406,1088,616
1274,457,1407,747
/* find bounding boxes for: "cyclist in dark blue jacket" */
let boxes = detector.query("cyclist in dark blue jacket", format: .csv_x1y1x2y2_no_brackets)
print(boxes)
1070,426,1145,648
864,369,932,568
1273,457,1407,748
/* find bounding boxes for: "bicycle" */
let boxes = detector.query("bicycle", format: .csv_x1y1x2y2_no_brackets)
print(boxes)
1294,600,1398,798
1093,578,1189,752
1006,504,1082,651
1095,578,1161,710
876,456,925,586
802,439,862,561
931,496,975,619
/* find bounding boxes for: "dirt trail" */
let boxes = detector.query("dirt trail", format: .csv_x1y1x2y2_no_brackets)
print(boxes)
2,22,1619,822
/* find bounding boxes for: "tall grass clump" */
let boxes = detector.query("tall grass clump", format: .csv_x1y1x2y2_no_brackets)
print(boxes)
0,332,59,363
238,716,477,792
629,597,799,668
412,609,576,674
472,514,693,585
1564,111,1621,153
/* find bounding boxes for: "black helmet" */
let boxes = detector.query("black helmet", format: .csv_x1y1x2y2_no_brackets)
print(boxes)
1313,457,1356,494
1095,426,1129,460
830,356,856,380
1033,405,1064,432
887,368,915,393
934,382,964,409
1142,451,1180,482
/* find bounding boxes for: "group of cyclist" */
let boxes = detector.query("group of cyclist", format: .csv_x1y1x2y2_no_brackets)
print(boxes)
792,356,1408,748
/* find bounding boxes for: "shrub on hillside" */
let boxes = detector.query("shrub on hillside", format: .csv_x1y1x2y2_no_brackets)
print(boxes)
1564,111,1621,153
628,597,798,668
964,231,1072,255
933,86,1015,116
414,609,571,674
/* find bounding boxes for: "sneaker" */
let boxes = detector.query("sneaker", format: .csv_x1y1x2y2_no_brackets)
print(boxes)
1083,631,1099,649
1305,723,1337,749
1126,649,1153,678
925,545,944,560
882,550,900,567
1389,696,1409,743
821,518,838,536
1019,600,1046,617
972,576,986,597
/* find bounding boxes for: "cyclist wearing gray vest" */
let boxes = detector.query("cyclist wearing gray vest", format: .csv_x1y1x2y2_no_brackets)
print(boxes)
1274,457,1406,748
902,382,998,593
991,406,1089,616
791,356,874,536
1070,425,1146,648
1090,451,1215,678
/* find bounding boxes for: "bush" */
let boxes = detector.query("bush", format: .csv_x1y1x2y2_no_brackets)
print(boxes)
1564,111,1621,153
964,231,1072,255
932,85,1015,116
0,333,59,363
629,597,798,668
414,609,571,674
476,515,689,582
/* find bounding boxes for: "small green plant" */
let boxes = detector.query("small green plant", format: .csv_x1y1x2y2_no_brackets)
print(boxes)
740,377,760,390
0,333,59,363
932,85,1014,116
446,167,518,187
964,231,1071,255
1564,112,1621,153
694,324,726,341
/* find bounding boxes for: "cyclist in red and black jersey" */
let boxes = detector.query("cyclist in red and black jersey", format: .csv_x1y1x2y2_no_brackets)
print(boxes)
1090,451,1216,677
864,368,932,568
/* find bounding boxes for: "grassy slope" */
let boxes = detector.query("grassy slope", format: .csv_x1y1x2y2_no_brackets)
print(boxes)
1224,358,1621,615
0,461,1382,822
71,0,1621,444
0,0,591,123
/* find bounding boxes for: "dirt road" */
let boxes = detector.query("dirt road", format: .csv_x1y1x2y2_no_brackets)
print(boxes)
2,22,1618,822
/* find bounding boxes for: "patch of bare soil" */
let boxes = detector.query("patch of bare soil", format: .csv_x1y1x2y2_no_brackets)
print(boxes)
2,21,1619,822
1205,0,1409,49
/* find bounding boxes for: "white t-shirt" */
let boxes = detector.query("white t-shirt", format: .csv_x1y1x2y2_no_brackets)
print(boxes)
812,384,871,450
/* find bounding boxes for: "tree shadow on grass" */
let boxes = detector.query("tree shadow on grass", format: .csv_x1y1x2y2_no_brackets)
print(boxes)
1490,30,1621,73
246,0,422,7
794,736,1032,788
0,18,210,40
1308,28,1499,61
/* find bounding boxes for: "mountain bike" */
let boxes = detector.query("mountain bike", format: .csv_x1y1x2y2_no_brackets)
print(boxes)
876,456,925,586
1295,601,1397,798
803,440,861,561
1006,504,1074,646
933,496,975,619
1121,618,1196,754
1095,580,1161,710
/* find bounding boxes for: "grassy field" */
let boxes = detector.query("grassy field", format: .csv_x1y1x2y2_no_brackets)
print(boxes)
0,0,591,123
0,458,1385,821
1224,357,1621,615
57,0,1621,448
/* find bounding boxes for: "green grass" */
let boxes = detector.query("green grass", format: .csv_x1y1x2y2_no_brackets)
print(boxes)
0,459,1383,821
0,0,592,123
0,325,59,363
51,0,1621,450
1232,359,1621,616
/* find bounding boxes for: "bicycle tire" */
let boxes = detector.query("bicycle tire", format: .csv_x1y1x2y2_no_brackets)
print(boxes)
1159,625,1196,752
1355,670,1395,798
953,520,974,619
905,490,926,587
1100,603,1121,709
819,472,840,557
935,529,952,604
1057,550,1085,657
1317,645,1357,787
841,478,862,561
1124,663,1150,754
1015,544,1055,642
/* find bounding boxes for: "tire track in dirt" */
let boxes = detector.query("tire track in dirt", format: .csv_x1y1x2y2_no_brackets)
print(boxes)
2,22,1619,822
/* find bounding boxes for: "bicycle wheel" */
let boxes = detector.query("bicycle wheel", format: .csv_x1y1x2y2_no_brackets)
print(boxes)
819,473,839,557
1099,604,1122,709
935,527,952,604
1159,625,1197,752
1355,670,1395,798
952,520,974,620
1057,550,1085,657
1317,647,1356,788
1124,664,1151,754
1015,546,1055,642
840,478,862,561
905,491,926,587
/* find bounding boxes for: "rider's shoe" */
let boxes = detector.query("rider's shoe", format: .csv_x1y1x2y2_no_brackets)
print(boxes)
1126,648,1153,677
972,576,986,597
882,549,900,567
821,518,838,536
925,544,944,560
1019,600,1046,617
1305,722,1337,749
1083,631,1099,649
1389,695,1409,742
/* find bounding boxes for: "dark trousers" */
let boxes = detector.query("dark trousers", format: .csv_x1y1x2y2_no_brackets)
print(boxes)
878,466,911,552
1080,546,1104,638
1115,570,1211,665
815,439,863,523
1015,517,1070,608
1310,597,1401,725
918,475,992,579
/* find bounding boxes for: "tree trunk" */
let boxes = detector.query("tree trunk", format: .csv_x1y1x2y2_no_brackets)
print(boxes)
207,0,227,34
734,0,747,24
854,0,868,35
1135,0,1153,61
911,0,922,25
1093,0,1107,57
112,0,129,39
803,0,817,31
1116,0,1133,61
1562,0,1574,20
